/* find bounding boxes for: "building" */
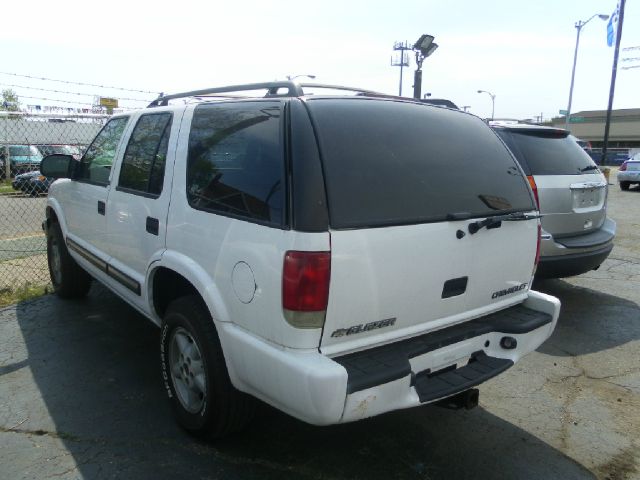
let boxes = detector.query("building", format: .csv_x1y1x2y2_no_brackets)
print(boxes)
548,108,640,149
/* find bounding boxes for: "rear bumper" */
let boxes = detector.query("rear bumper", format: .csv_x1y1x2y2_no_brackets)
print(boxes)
617,171,640,183
537,217,616,278
537,243,614,279
219,290,560,425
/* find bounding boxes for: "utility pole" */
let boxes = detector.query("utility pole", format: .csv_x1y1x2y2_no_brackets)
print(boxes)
602,0,626,166
391,41,411,96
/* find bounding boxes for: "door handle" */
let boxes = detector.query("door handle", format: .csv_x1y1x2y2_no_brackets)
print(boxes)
146,217,159,236
98,201,105,215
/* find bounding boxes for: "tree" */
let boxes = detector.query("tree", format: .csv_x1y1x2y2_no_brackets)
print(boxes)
1,89,20,111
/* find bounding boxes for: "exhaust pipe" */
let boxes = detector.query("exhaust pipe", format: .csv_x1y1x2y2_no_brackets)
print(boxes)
435,388,479,410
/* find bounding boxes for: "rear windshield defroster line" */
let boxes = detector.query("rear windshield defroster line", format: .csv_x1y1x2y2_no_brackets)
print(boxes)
306,98,535,229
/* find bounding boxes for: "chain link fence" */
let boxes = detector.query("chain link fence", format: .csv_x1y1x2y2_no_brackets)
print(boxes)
1,112,108,293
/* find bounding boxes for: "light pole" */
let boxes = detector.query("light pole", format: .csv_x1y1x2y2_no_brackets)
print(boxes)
412,34,438,99
477,90,496,120
286,74,316,81
565,13,609,129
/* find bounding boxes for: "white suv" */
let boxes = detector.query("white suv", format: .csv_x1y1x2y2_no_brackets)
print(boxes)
41,82,560,439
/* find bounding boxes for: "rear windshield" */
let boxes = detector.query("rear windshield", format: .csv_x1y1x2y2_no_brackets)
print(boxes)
307,99,534,229
498,130,596,175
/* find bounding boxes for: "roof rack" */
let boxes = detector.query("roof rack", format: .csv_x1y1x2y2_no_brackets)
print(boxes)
148,81,384,107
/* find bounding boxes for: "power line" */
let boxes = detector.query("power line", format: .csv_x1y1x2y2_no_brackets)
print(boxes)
0,82,150,102
18,94,94,106
0,71,159,95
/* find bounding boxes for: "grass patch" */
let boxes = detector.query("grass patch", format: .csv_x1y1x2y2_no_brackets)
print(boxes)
0,283,51,308
0,179,14,194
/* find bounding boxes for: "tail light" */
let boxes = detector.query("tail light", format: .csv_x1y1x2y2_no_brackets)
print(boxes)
527,175,539,209
619,161,628,171
282,251,331,328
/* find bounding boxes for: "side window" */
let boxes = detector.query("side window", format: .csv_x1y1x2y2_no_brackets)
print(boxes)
78,117,129,185
186,102,285,226
118,113,173,196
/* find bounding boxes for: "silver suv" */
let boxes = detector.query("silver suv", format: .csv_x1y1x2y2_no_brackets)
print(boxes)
492,124,616,279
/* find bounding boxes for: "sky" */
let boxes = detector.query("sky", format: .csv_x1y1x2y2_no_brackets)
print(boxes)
1,0,639,120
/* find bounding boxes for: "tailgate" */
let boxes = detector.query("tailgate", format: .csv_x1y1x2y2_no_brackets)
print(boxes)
321,218,538,354
535,173,607,236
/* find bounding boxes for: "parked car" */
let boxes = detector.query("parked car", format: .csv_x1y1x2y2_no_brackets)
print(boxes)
12,170,54,196
24,173,53,196
12,170,41,191
9,147,82,195
41,81,560,439
1,145,43,174
492,123,616,279
36,144,82,160
617,153,640,190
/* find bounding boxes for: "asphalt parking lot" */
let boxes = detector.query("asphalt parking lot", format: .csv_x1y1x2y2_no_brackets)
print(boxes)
0,175,638,480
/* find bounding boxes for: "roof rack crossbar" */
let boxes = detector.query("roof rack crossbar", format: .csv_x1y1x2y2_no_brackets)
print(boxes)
148,81,384,107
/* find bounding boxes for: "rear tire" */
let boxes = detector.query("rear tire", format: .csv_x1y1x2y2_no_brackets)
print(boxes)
47,221,92,298
620,181,630,191
160,295,255,439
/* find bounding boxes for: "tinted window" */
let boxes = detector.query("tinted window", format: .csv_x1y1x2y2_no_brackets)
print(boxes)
307,99,534,229
78,117,129,185
503,130,596,175
119,113,172,195
186,102,284,225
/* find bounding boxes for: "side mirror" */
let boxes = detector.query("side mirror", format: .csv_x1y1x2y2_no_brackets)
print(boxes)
40,154,75,179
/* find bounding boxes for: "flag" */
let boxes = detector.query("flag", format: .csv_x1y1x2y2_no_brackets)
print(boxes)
607,2,620,47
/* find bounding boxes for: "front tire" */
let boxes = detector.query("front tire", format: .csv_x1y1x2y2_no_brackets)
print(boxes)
160,295,255,439
47,221,92,298
620,181,630,191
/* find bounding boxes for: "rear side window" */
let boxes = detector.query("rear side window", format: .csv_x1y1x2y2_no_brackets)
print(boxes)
119,113,172,196
499,130,596,175
307,99,534,229
186,102,285,226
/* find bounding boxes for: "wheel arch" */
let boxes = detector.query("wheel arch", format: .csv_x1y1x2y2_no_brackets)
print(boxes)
148,254,240,388
147,251,231,326
45,199,68,236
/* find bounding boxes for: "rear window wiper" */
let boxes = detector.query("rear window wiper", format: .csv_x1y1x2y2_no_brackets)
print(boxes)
579,165,600,173
468,212,541,235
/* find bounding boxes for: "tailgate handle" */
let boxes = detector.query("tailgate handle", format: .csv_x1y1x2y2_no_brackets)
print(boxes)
442,276,468,299
570,182,606,190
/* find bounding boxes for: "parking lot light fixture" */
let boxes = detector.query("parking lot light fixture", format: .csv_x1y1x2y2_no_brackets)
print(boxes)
477,90,496,120
412,34,438,99
565,13,609,129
